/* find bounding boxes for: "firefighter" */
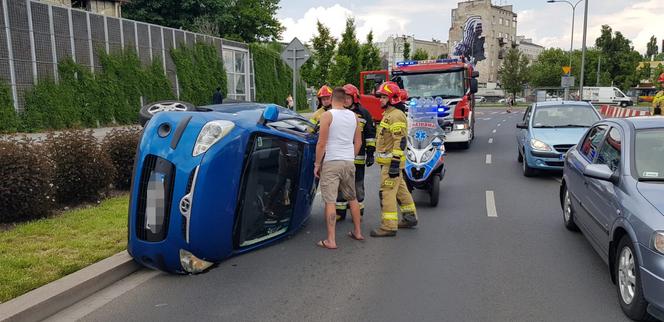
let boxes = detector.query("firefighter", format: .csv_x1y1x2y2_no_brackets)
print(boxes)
310,85,333,128
370,81,417,237
335,84,376,221
653,73,664,116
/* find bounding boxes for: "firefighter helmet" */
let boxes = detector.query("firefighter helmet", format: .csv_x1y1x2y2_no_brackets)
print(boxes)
376,81,402,105
399,89,409,103
658,73,664,83
342,84,361,104
317,85,333,98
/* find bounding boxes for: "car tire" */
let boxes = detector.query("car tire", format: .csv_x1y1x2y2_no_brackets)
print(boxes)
459,141,470,149
615,235,654,321
429,174,440,207
561,185,579,231
139,100,196,126
517,148,523,163
620,101,628,108
522,152,537,177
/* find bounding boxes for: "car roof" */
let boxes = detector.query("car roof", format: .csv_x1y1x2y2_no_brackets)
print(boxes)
533,100,592,108
618,116,664,130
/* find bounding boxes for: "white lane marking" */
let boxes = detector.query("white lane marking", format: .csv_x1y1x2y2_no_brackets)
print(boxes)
44,270,161,322
488,138,493,144
485,154,492,164
492,111,499,114
502,119,507,122
486,191,498,217
483,118,492,121
497,123,502,127
492,129,497,133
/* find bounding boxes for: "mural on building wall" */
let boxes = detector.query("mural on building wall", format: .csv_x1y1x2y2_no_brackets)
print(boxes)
452,16,486,65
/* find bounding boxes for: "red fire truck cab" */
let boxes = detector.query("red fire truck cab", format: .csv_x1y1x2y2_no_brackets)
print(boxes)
359,58,479,149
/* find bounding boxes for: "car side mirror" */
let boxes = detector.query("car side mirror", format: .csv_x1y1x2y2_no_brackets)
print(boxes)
261,105,279,124
470,79,478,94
516,122,528,129
583,164,619,184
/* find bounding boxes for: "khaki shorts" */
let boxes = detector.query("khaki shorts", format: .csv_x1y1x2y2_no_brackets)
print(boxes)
320,160,356,203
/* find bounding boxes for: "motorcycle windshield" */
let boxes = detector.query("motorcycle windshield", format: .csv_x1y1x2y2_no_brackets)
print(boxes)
408,103,444,150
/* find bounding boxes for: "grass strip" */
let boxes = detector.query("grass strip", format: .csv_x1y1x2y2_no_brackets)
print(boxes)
0,195,129,303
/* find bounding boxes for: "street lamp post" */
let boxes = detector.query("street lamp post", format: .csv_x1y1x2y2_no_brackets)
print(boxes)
547,0,583,100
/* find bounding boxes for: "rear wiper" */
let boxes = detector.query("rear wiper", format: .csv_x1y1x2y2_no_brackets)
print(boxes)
638,178,664,182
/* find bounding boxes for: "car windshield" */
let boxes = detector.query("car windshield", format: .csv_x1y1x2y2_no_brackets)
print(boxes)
398,71,465,98
634,129,664,181
531,105,599,128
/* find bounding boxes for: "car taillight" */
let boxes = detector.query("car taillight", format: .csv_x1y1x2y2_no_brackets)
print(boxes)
454,97,470,120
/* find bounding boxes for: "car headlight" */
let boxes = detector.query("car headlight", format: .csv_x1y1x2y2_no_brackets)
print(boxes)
407,149,416,162
193,120,235,156
529,138,553,152
654,232,664,254
179,249,213,274
454,123,468,130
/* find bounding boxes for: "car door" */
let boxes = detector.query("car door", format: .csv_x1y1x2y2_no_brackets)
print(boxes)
566,124,609,234
517,105,533,153
583,126,622,255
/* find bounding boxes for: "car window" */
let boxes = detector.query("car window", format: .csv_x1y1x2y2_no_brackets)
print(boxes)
634,129,664,180
595,127,621,172
531,105,599,128
579,125,608,161
523,105,532,123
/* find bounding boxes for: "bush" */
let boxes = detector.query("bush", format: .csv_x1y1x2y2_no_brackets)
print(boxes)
250,43,307,110
0,83,19,133
0,137,55,223
45,130,115,204
21,79,79,131
102,127,141,190
171,42,227,106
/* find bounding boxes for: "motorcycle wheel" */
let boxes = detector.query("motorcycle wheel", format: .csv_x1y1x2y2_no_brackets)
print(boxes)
429,174,440,207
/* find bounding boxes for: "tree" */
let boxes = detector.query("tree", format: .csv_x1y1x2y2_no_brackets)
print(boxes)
646,36,659,59
403,41,411,60
529,48,568,87
123,0,284,43
499,48,529,97
336,17,361,86
595,25,642,90
302,21,337,87
412,48,429,61
328,55,351,87
359,31,382,72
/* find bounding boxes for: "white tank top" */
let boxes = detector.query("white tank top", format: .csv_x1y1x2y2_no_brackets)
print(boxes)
325,109,357,162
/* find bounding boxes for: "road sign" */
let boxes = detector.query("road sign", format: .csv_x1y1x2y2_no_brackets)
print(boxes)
561,76,575,88
281,38,311,110
562,66,571,74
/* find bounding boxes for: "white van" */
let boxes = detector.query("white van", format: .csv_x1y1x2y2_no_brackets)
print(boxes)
582,87,633,107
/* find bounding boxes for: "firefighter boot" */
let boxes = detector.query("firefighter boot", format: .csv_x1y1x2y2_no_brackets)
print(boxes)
335,201,347,222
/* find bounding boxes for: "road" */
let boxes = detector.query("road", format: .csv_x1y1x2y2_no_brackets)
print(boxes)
50,108,630,322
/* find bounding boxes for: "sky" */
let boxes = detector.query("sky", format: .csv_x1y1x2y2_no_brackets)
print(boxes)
277,0,664,55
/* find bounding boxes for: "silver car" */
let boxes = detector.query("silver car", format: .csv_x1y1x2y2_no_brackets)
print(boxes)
560,117,664,321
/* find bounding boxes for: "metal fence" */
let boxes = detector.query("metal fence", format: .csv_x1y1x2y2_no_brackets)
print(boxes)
0,0,254,111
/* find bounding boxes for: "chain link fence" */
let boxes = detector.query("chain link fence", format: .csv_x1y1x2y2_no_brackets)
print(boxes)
0,0,254,112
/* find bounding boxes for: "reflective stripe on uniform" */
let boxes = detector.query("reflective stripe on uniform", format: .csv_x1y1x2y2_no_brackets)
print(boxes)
390,122,407,133
354,155,366,165
392,149,404,157
400,203,416,213
365,138,376,147
376,152,393,165
309,118,319,125
336,202,348,210
359,202,364,209
382,212,398,221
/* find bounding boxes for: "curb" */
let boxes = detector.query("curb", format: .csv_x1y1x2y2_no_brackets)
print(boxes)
0,251,140,322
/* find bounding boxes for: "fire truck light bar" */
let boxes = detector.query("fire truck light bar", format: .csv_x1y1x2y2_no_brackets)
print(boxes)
396,58,461,67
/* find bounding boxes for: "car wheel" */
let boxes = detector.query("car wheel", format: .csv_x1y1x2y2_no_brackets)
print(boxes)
522,152,537,177
615,235,653,321
561,186,579,231
429,174,440,207
517,148,523,163
139,100,196,126
620,101,628,108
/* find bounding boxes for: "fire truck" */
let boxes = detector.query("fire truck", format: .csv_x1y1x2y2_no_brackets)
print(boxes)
358,58,479,149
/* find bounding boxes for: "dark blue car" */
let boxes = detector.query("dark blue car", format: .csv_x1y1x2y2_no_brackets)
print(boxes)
561,117,664,321
128,102,318,274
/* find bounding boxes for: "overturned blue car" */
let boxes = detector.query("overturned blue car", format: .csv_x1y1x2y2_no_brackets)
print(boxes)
128,101,318,274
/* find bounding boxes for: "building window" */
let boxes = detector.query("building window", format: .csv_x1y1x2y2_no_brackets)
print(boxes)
499,18,503,25
493,16,496,24
498,32,502,38
223,47,250,101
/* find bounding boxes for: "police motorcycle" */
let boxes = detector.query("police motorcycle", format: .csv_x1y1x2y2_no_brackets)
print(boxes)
404,97,449,206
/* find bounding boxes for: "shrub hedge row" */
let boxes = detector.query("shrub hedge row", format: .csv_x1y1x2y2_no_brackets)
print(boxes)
0,128,141,223
171,42,227,106
250,43,308,110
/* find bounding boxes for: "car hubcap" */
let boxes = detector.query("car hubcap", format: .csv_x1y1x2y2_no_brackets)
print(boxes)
564,190,572,223
618,246,636,305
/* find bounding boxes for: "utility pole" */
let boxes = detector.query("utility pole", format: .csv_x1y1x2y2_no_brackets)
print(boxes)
596,55,601,85
579,0,588,100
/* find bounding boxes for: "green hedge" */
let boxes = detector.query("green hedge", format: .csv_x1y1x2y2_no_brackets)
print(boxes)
250,43,307,110
171,42,227,106
0,83,18,133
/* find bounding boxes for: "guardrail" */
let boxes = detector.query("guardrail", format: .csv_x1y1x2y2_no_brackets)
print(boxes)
599,105,651,118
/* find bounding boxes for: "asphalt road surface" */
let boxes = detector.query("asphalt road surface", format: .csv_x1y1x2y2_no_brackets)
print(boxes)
53,108,631,322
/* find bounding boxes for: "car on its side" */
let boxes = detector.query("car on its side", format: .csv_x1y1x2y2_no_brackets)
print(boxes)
129,101,318,274
516,101,602,176
560,117,664,321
